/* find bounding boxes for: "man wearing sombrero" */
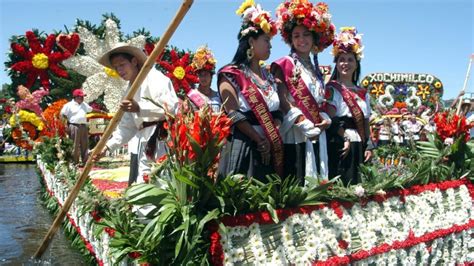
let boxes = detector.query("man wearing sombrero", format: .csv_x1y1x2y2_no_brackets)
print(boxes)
95,43,179,184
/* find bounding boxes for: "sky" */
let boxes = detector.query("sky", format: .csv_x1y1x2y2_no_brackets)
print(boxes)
0,0,473,100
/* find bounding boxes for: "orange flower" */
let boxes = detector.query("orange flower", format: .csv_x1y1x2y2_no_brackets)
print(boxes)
41,99,68,137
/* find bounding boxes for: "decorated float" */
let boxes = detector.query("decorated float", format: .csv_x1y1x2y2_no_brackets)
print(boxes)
2,9,474,266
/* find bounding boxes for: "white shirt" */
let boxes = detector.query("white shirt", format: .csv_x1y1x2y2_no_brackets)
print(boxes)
107,68,179,152
60,100,93,124
466,112,474,138
326,85,371,142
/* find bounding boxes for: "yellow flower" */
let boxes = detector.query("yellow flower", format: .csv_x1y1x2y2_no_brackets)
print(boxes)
340,26,355,32
103,190,122,199
173,66,186,80
104,67,120,78
362,79,369,87
434,81,442,89
32,53,49,69
260,20,271,34
236,0,254,15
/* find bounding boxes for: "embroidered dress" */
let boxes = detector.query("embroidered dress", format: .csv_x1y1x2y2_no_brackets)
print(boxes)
326,82,371,185
272,55,330,181
217,65,281,181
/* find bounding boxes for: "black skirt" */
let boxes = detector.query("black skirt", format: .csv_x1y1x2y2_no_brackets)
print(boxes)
217,128,276,182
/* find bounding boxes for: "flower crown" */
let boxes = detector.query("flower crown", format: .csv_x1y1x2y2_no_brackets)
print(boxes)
191,45,217,73
332,27,364,60
236,0,277,39
276,0,335,53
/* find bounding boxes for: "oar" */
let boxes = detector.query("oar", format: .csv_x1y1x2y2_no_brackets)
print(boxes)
33,0,194,259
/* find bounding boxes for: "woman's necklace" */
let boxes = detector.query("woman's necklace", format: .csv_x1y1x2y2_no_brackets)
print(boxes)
242,65,275,97
294,55,325,102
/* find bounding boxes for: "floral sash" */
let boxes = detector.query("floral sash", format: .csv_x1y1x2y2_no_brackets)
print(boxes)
273,56,321,124
220,66,284,176
326,81,366,140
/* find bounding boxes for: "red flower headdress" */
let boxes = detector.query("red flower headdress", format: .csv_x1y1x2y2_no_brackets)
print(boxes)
236,0,277,39
332,27,364,60
9,31,71,90
276,0,335,53
191,45,217,74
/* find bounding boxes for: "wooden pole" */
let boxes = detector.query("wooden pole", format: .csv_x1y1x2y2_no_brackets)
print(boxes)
33,0,194,259
456,54,473,115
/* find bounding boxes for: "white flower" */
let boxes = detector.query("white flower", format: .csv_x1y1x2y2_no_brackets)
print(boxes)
63,19,147,112
354,185,365,197
376,189,387,196
444,137,454,145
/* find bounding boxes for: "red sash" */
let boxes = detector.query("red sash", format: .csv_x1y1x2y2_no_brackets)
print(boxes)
187,90,206,109
326,81,366,140
220,66,284,177
272,56,321,124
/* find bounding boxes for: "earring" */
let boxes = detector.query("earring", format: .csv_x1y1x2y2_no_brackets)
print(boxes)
246,46,254,60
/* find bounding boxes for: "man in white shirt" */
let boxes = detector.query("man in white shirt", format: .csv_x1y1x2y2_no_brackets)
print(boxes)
61,89,93,165
95,43,179,183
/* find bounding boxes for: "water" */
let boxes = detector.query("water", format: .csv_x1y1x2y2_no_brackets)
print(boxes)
0,164,85,265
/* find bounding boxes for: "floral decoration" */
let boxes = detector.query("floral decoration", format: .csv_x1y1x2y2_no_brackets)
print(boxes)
10,109,44,131
191,45,217,73
62,18,147,112
433,110,470,142
9,31,71,90
275,0,335,53
236,0,277,39
332,27,364,60
159,49,199,96
211,179,474,265
15,85,48,116
41,99,68,138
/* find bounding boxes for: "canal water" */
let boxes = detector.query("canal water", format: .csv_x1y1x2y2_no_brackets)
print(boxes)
0,163,85,265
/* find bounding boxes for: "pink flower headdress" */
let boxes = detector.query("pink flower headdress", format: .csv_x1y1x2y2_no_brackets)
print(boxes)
191,45,217,73
332,27,364,60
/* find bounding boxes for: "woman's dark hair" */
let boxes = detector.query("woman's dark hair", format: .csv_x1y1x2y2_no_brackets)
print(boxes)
229,28,266,67
289,25,323,83
329,52,361,85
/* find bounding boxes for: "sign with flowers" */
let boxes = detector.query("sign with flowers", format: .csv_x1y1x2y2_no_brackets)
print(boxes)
361,73,444,117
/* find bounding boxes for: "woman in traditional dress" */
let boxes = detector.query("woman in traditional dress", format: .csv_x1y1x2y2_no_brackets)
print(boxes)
271,0,334,182
188,45,221,112
217,0,284,181
325,27,373,185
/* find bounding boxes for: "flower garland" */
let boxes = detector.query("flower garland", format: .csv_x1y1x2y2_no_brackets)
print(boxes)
236,0,277,39
159,49,199,96
9,31,71,90
210,179,474,265
332,27,364,60
275,0,335,53
62,18,147,112
10,109,44,130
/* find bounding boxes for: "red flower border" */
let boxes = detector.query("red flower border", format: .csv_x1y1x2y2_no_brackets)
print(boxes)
209,179,474,265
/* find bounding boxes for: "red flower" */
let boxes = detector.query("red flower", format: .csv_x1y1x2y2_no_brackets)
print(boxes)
90,210,102,222
338,239,349,250
143,174,150,183
128,251,142,259
157,49,199,96
104,227,116,237
10,31,71,90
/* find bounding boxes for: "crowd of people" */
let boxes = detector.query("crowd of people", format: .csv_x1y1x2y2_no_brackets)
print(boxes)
56,0,472,187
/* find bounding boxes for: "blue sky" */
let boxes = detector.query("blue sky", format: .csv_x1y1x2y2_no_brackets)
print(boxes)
1,0,473,100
